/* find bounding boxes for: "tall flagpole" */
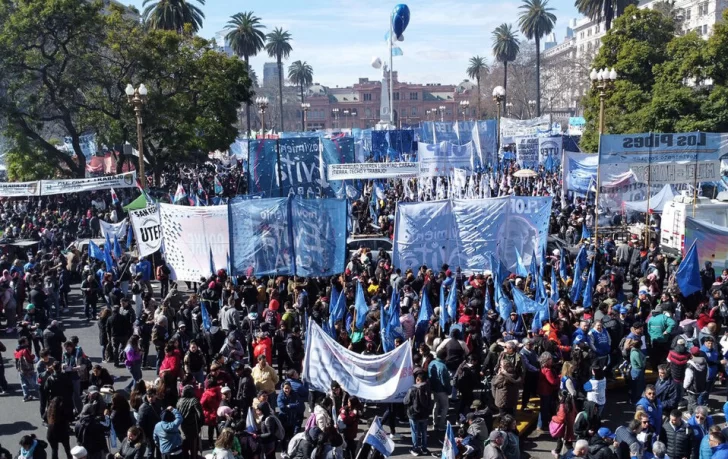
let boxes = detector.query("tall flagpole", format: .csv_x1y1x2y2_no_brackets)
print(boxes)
389,21,394,126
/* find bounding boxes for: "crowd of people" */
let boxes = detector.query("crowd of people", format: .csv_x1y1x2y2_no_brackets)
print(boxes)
2,160,728,459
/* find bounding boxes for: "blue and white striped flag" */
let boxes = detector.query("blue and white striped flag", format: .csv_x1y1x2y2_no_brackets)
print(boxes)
364,416,395,457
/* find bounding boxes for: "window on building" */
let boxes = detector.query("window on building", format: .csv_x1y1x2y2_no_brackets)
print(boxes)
580,32,584,39
596,24,600,33
579,44,584,52
687,7,692,19
588,29,592,36
704,2,709,14
363,93,372,101
704,24,709,34
587,42,592,51
411,107,417,115
365,108,371,118
393,92,400,100
409,92,418,100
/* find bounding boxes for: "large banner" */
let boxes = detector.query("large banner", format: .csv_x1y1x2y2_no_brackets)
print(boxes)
290,198,347,277
247,139,279,197
515,136,539,169
393,197,552,273
418,121,497,167
159,204,230,282
327,162,419,180
539,136,562,171
40,172,137,196
228,198,294,276
417,141,475,177
302,321,414,402
0,181,41,197
129,205,163,257
63,133,98,159
500,115,551,144
598,132,725,208
278,137,323,197
320,137,355,197
99,219,128,241
685,217,728,272
563,151,598,195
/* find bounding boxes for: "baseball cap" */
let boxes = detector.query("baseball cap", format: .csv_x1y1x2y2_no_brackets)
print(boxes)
87,386,99,395
597,427,615,439
71,446,88,459
691,346,702,356
221,386,231,394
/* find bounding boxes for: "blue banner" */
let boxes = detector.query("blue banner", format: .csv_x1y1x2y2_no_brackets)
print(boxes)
228,197,294,276
371,130,414,161
563,151,597,195
248,139,279,197
290,197,347,277
278,137,322,198
418,121,497,168
321,137,355,197
393,197,552,274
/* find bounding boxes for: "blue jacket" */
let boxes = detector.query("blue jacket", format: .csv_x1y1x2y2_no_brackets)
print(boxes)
278,390,304,427
502,316,525,342
153,409,183,454
712,443,728,459
572,329,587,346
700,345,719,380
687,414,714,453
699,434,712,459
588,328,610,356
286,377,309,404
428,359,452,394
655,377,679,413
636,396,663,436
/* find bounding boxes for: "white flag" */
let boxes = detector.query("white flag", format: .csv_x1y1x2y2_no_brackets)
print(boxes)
364,416,395,457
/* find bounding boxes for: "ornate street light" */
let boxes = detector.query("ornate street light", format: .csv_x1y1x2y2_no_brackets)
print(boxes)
125,83,148,187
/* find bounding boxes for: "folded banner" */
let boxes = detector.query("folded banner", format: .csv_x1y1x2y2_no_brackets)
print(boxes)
327,162,418,180
685,216,728,272
129,204,163,257
159,204,230,282
99,219,128,241
0,181,41,197
40,172,137,196
302,321,414,402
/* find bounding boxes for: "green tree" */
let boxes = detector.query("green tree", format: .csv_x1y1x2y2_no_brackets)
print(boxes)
265,28,293,132
288,61,314,131
142,0,205,34
575,0,636,31
518,0,556,117
492,24,521,107
466,56,488,118
4,133,57,181
225,12,266,136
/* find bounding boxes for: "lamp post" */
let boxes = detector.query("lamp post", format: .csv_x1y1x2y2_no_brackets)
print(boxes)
426,109,432,121
125,83,148,188
506,102,513,117
256,96,269,137
343,109,350,130
332,108,339,130
528,100,536,118
459,100,470,121
492,86,506,154
351,109,358,130
589,67,618,246
438,105,446,122
301,102,310,131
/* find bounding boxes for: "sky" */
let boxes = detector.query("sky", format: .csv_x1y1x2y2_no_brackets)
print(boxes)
127,0,581,88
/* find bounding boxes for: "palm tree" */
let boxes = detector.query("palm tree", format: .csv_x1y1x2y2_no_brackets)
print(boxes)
466,56,488,119
518,0,556,117
265,28,293,132
142,0,205,34
288,61,314,131
492,24,521,108
576,0,632,32
225,12,266,137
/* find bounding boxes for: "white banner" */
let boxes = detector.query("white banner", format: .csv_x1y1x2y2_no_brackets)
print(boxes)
99,219,128,241
159,204,229,282
539,136,563,165
302,321,414,403
500,114,551,144
40,172,137,196
129,205,163,257
0,181,41,197
417,141,475,177
327,162,418,180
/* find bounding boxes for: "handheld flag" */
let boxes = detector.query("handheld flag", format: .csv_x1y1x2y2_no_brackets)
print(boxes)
582,223,591,241
200,302,212,331
442,421,458,459
559,254,568,281
209,246,216,276
354,282,368,330
174,184,187,203
415,291,433,343
88,240,104,260
328,286,347,338
446,283,458,323
439,284,448,331
383,287,402,352
103,243,114,272
676,241,702,297
214,176,224,195
226,252,236,285
551,264,560,303
245,407,257,433
514,247,528,277
569,246,587,302
364,416,395,457
110,188,119,206
532,299,550,332
113,235,122,259
125,222,133,249
583,259,596,308
197,179,204,196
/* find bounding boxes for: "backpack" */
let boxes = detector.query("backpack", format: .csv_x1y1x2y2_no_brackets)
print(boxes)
267,414,286,441
15,351,33,373
287,432,306,456
264,309,277,327
618,336,630,359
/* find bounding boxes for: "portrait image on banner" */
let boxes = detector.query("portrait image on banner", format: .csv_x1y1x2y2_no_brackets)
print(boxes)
129,205,163,257
685,217,728,272
159,204,230,282
563,151,598,195
228,197,294,277
290,197,347,277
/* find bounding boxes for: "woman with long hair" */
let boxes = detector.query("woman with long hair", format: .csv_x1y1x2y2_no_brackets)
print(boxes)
46,397,72,459
116,426,145,459
98,308,112,362
157,371,178,408
129,380,147,421
559,361,577,397
123,335,143,392
109,394,135,444
211,428,236,459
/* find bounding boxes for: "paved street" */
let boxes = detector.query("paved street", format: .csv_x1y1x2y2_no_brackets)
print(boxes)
1,284,727,459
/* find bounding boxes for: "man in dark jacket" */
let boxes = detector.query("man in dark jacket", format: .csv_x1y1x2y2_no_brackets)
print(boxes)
137,388,162,459
176,385,203,459
658,410,692,459
614,420,641,459
403,371,433,457
655,364,680,414
42,320,67,361
75,405,109,459
588,428,618,459
285,327,305,374
107,306,131,366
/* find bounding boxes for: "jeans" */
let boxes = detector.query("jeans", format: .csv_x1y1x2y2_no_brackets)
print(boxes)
71,378,82,413
126,362,142,391
698,379,715,406
630,369,646,404
84,299,98,319
538,394,554,429
409,418,428,451
19,372,38,398
432,391,449,430
192,370,205,385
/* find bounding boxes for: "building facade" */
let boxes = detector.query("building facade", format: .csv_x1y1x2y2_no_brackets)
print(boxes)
263,62,281,88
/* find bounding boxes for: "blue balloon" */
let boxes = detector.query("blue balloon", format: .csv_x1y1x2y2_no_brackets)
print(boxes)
391,4,410,39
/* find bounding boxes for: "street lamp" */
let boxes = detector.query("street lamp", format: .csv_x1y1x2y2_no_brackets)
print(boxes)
256,96,269,137
332,108,339,130
426,109,432,121
528,100,536,117
589,66,618,245
438,105,446,122
351,109,358,129
300,102,310,131
343,109,350,130
493,86,506,153
459,100,470,121
125,83,148,188
506,102,513,117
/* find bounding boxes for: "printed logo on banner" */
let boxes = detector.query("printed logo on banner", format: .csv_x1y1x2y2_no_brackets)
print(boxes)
39,172,137,196
130,205,163,257
278,137,323,198
515,136,539,169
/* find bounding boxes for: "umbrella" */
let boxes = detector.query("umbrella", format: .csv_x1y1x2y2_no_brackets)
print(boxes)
513,169,538,178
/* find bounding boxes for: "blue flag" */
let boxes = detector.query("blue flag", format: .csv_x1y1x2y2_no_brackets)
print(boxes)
88,240,104,260
328,286,347,338
103,244,114,272
551,264,560,303
583,259,596,308
559,253,568,281
416,291,433,343
363,416,395,457
200,302,212,331
497,295,513,321
512,287,541,314
532,298,550,332
514,247,528,277
105,231,112,257
582,223,591,241
383,287,402,352
354,282,368,330
569,246,587,302
113,235,122,259
442,421,458,459
125,223,133,249
676,241,702,297
446,283,458,324
209,246,216,277
439,284,448,330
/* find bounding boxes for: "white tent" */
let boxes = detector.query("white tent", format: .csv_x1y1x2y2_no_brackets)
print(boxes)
623,184,676,213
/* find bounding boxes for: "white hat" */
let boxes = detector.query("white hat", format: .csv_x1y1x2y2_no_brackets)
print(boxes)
221,386,232,394
71,446,87,459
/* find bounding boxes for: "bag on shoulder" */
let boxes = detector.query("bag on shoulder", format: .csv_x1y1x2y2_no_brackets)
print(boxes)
287,432,306,456
268,414,285,441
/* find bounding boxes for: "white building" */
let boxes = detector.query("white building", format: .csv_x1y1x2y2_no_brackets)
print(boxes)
639,0,727,36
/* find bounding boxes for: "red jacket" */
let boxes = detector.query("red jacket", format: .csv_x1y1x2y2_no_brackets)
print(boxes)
254,337,273,365
201,386,222,426
338,407,360,441
537,367,559,396
160,349,183,378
